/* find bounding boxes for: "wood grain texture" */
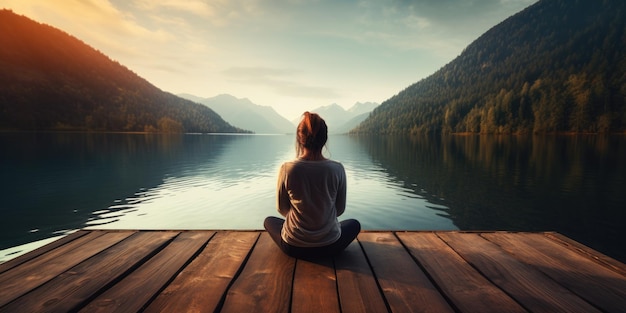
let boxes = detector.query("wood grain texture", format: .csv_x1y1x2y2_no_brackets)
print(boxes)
219,232,296,313
359,232,454,313
80,231,213,313
1,231,177,313
0,230,132,307
1,230,624,313
0,230,90,275
334,241,388,313
482,232,626,313
438,232,600,313
292,257,339,313
144,231,259,313
396,232,526,313
544,232,626,277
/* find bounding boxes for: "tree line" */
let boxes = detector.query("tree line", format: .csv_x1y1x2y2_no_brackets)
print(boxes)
352,0,626,135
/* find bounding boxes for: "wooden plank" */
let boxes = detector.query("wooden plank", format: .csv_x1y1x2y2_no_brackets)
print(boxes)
79,231,214,313
396,232,526,313
334,241,388,313
0,230,90,274
220,232,296,313
482,232,626,313
0,230,132,307
544,232,626,276
291,257,339,313
0,231,178,313
2,230,623,313
437,232,600,313
144,231,259,313
358,232,453,313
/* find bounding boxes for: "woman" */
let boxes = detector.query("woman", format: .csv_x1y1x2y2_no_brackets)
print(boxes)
264,112,361,258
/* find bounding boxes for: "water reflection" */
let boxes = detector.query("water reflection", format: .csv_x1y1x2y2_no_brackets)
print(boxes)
1,133,624,263
0,133,239,249
355,134,626,262
328,135,455,230
84,134,456,232
85,134,293,230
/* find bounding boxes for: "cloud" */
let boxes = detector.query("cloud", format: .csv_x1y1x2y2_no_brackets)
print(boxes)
223,67,301,79
130,0,264,27
131,0,216,18
1,0,175,59
1,0,538,115
273,83,341,99
223,66,340,99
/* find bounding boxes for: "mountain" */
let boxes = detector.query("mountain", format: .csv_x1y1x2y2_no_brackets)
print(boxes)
334,112,371,134
293,102,379,134
180,94,295,134
311,103,351,132
0,10,247,133
348,102,379,116
352,0,626,135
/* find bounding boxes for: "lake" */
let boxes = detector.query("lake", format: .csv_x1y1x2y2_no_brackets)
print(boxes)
1,132,625,263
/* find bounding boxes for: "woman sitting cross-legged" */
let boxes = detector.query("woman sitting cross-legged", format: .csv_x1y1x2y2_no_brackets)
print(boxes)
264,111,361,259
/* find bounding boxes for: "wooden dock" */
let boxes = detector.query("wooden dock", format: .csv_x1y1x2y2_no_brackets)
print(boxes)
0,230,624,312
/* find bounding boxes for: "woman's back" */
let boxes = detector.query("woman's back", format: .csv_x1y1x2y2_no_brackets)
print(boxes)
278,159,346,246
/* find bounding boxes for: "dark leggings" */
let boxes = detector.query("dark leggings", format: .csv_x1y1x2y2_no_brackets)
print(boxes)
264,216,361,259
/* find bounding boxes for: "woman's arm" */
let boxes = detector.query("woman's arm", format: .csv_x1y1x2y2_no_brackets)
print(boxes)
335,165,347,216
276,163,291,217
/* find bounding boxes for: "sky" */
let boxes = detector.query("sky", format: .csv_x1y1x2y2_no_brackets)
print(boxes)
2,0,537,119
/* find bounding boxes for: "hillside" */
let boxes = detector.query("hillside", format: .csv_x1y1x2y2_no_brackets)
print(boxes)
180,94,294,134
352,0,626,135
0,10,247,133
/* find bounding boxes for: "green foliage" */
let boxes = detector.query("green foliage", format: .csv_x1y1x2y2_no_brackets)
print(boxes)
352,0,626,135
0,10,250,133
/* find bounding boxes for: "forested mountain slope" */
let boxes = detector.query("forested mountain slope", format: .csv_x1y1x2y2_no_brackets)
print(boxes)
0,10,246,133
352,0,626,134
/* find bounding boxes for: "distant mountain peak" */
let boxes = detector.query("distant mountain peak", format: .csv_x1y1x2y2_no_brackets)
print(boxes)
313,103,346,116
178,94,295,134
348,102,379,115
297,101,380,133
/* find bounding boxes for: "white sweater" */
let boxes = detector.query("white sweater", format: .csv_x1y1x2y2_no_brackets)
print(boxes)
277,159,347,247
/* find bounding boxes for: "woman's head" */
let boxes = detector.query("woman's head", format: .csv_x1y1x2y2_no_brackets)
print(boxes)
296,112,328,157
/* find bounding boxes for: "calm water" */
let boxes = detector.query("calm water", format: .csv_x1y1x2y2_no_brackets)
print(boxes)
1,133,624,263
